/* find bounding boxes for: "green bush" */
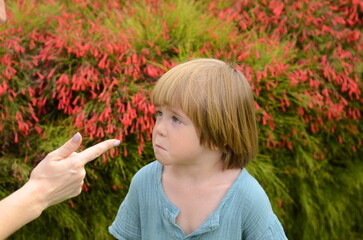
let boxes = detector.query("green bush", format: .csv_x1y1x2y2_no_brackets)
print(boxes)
0,0,362,239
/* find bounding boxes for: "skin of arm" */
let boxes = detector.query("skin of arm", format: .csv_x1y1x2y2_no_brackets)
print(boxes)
0,133,120,239
0,0,6,23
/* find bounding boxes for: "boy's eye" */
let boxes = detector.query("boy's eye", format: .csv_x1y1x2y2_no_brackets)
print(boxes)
172,116,181,123
155,110,162,118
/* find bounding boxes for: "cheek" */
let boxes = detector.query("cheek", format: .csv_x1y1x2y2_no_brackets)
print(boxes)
189,130,201,145
179,131,200,148
152,127,156,139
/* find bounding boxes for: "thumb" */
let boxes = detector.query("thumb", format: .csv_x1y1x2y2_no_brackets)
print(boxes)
51,132,82,159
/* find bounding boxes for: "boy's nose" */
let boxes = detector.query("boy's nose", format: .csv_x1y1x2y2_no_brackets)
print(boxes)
154,120,167,136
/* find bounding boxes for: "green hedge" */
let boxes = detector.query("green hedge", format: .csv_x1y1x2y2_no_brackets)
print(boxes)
0,0,362,239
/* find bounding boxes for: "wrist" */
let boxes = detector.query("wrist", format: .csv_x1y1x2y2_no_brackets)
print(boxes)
0,179,49,239
21,180,49,218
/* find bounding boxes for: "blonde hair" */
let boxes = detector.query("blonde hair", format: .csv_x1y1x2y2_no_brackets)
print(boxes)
151,58,258,169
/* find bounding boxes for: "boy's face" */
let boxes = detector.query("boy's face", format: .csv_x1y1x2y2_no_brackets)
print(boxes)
152,106,218,166
0,0,6,23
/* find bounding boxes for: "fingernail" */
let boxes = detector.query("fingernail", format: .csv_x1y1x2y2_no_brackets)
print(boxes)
113,140,121,147
72,132,81,143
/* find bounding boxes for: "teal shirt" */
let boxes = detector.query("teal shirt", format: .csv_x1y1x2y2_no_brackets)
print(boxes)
109,161,288,240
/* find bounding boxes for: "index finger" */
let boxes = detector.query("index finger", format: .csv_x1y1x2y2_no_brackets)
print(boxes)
77,139,120,165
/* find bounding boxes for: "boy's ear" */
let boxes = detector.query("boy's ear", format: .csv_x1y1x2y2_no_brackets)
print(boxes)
210,144,220,151
0,0,6,23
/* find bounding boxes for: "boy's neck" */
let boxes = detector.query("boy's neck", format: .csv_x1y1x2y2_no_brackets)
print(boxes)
163,159,228,186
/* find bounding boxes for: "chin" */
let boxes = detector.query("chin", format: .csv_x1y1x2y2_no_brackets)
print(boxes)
156,158,172,166
156,158,167,165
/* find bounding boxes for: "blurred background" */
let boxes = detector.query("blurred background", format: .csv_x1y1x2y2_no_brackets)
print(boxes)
0,0,362,239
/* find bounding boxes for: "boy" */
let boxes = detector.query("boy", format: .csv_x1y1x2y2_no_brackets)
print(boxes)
109,59,287,239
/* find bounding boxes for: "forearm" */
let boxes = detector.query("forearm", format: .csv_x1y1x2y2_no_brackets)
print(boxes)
0,0,6,23
0,181,46,239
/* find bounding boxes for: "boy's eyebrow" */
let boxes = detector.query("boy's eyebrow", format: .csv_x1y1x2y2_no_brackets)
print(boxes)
170,109,180,116
169,109,188,120
155,105,188,120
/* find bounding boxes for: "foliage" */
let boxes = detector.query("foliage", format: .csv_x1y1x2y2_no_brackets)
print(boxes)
0,0,362,239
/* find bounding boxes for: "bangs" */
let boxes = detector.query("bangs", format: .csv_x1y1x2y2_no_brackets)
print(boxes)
151,67,205,121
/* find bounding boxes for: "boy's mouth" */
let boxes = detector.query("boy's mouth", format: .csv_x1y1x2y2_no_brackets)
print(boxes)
154,144,166,151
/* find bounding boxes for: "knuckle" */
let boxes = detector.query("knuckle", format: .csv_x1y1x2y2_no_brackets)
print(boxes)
74,168,86,180
71,156,84,168
73,161,83,169
46,151,56,159
70,152,78,157
72,187,82,197
76,187,82,195
80,169,86,178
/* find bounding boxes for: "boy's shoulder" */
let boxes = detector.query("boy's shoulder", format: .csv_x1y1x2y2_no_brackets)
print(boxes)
130,160,160,186
234,169,273,209
135,160,160,175
234,170,287,238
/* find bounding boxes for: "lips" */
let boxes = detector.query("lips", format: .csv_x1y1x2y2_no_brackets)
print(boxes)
154,144,166,151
